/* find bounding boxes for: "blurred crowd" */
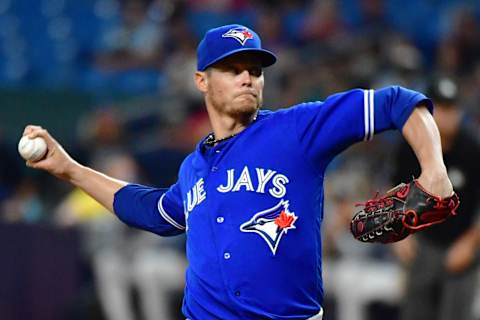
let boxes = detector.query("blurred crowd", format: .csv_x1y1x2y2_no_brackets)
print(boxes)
0,0,479,319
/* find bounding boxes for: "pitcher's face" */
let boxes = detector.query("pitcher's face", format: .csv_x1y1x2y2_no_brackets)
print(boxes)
196,52,264,118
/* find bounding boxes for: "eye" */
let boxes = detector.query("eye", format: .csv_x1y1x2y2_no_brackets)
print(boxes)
226,66,263,77
249,67,262,77
226,67,241,75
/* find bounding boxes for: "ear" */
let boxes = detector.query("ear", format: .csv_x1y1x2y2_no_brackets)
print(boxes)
195,71,208,93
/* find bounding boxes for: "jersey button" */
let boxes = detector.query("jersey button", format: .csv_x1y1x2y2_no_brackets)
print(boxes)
211,166,218,172
216,217,224,223
234,291,241,297
223,252,231,260
215,150,221,153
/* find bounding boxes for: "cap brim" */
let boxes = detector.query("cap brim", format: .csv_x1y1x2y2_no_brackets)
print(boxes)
199,48,277,71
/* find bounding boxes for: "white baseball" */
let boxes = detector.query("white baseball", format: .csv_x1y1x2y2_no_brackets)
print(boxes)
18,136,48,161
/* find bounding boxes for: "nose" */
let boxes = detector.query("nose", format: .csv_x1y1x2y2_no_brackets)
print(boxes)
239,69,252,86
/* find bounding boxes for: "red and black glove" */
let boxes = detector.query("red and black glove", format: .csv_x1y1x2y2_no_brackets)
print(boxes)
350,180,460,243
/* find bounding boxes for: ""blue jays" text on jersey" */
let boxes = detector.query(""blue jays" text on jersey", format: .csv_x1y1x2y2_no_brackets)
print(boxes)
113,86,432,320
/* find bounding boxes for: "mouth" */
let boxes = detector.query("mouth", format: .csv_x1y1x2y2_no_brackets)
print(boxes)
237,91,257,98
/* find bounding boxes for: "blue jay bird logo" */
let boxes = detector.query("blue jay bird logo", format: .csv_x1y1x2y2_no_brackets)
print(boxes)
222,27,254,46
240,200,298,255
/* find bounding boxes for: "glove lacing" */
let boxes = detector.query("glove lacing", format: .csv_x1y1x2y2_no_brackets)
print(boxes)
356,184,409,213
402,191,460,231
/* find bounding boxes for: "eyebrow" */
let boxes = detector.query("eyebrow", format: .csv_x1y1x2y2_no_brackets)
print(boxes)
221,54,262,65
217,61,262,68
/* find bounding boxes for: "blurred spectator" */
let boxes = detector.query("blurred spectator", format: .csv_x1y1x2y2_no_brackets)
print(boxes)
356,0,389,37
84,0,165,96
253,8,301,108
301,0,346,43
55,151,186,320
95,0,163,72
392,77,480,320
162,15,201,102
460,62,480,125
75,106,126,161
438,8,480,76
186,0,251,12
371,32,425,93
68,107,187,319
1,177,45,224
170,105,211,150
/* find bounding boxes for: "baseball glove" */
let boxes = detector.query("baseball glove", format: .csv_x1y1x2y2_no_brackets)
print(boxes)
350,180,460,243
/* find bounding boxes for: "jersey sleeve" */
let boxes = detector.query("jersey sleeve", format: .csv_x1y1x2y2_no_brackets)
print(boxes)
293,86,432,172
113,182,186,236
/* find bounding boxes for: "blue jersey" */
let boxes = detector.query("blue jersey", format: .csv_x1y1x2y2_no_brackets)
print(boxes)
114,86,431,319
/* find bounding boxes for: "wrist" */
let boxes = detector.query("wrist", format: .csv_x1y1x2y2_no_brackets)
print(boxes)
417,169,453,198
66,161,86,185
421,167,448,182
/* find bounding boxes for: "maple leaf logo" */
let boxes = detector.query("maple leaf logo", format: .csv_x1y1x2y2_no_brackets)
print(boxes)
241,30,253,39
275,211,295,231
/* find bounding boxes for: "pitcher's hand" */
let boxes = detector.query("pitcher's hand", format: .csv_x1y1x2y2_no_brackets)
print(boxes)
22,125,80,181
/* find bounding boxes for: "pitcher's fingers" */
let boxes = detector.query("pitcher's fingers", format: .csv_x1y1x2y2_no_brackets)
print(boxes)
29,129,57,147
22,126,58,153
25,160,35,168
26,160,40,169
26,155,49,168
28,128,48,139
23,125,43,137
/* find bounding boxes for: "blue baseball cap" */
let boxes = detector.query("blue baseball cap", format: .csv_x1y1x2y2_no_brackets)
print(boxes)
197,24,277,71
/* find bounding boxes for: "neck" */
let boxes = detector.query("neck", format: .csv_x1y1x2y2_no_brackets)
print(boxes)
207,106,257,140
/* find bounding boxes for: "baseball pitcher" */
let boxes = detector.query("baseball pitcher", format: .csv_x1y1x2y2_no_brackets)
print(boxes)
22,24,459,320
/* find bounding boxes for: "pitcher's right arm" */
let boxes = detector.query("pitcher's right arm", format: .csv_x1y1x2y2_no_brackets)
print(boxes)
23,125,127,212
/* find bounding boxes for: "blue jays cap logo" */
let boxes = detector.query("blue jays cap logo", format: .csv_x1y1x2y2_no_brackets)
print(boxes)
222,27,254,46
240,200,298,255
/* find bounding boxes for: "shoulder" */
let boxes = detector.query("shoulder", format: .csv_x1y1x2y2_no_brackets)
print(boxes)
175,152,198,182
259,101,325,118
272,88,371,115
